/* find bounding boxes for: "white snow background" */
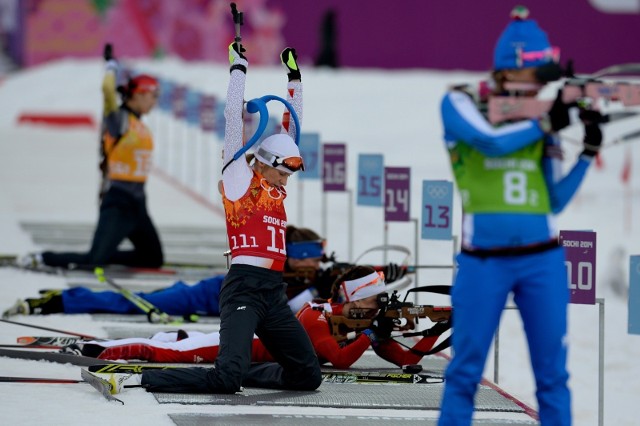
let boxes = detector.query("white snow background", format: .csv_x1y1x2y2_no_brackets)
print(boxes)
0,58,639,425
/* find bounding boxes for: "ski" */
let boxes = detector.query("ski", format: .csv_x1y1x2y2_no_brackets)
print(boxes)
0,318,97,339
0,373,129,404
2,261,223,281
0,347,114,367
94,267,180,324
94,268,200,324
0,254,17,266
0,344,73,349
87,363,443,384
0,372,139,405
321,371,443,384
89,364,173,374
17,336,83,347
0,375,82,384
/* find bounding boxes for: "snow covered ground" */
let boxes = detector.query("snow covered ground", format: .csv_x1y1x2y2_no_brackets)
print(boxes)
1,58,639,425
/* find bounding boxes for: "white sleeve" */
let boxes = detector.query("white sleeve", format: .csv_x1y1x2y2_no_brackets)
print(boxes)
222,65,253,201
282,81,302,140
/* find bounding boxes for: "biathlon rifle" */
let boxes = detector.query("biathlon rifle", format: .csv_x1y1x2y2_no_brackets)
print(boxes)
487,63,640,124
488,78,640,124
328,286,452,343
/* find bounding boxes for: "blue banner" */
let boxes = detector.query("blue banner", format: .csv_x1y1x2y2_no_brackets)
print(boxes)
630,255,640,335
299,133,321,180
171,85,188,119
185,89,201,126
421,180,453,240
158,79,174,112
199,95,216,133
215,101,226,140
357,154,383,206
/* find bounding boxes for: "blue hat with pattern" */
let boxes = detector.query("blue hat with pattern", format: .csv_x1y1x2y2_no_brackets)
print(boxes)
493,6,559,70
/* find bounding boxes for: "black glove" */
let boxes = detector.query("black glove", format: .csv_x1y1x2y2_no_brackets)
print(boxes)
370,314,394,341
579,110,605,157
103,43,114,61
231,42,246,58
103,43,118,75
546,89,571,133
383,263,406,283
281,47,301,81
228,42,247,74
422,320,452,337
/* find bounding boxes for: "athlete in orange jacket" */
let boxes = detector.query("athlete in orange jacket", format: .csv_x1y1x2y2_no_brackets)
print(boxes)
32,45,164,269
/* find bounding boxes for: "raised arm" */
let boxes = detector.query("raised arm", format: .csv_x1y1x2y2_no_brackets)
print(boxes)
441,90,546,156
101,44,119,118
222,42,253,201
280,47,302,140
544,110,604,213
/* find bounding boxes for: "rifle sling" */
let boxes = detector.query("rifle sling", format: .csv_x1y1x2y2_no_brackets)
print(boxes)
401,335,452,357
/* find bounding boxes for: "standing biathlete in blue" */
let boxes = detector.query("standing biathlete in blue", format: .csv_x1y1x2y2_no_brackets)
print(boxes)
438,7,604,426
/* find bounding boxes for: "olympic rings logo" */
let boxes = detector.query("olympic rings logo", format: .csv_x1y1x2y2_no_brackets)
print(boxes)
427,184,449,199
260,178,286,200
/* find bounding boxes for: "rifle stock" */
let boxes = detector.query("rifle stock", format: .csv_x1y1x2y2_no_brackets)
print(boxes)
386,305,452,323
329,304,452,342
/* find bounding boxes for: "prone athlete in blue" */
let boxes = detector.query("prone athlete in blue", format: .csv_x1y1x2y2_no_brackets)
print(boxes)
60,276,222,316
437,7,604,426
4,225,407,318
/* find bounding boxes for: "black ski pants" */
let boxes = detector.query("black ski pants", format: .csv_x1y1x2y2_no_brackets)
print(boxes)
141,264,322,393
42,186,163,268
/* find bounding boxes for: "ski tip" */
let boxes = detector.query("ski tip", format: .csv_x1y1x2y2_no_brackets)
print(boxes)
81,369,125,404
16,336,36,345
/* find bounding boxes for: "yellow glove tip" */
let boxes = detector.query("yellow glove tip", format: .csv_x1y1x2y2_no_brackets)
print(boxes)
284,52,298,71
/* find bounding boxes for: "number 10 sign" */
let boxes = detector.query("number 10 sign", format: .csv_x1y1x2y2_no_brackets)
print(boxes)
559,230,596,305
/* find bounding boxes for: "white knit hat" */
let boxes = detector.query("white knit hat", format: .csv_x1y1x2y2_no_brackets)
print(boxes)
340,271,386,302
254,133,304,173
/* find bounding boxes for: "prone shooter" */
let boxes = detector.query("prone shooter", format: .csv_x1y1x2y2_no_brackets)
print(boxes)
325,286,452,356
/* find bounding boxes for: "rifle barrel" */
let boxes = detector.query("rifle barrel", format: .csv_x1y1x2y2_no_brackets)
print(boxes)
407,265,454,272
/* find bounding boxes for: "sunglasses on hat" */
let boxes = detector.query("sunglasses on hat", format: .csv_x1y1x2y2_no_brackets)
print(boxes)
274,156,304,172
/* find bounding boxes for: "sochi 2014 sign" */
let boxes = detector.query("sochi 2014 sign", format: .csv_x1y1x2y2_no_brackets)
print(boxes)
560,230,596,305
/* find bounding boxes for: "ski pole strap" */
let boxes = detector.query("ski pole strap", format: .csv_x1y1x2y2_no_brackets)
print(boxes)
410,335,452,356
222,95,301,174
390,333,452,357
